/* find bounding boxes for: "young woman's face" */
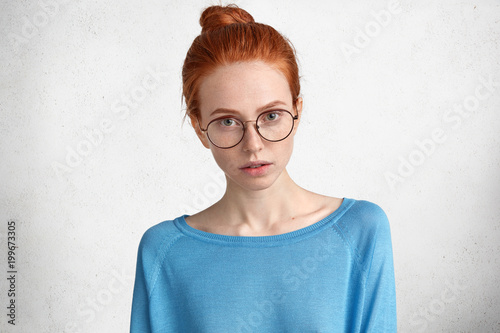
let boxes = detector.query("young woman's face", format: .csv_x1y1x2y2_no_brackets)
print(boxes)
195,60,303,192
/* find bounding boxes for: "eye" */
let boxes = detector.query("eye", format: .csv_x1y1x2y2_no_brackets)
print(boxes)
219,118,237,127
267,113,278,121
262,111,281,122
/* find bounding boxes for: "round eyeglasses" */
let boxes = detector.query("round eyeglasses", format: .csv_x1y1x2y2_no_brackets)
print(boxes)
199,109,299,149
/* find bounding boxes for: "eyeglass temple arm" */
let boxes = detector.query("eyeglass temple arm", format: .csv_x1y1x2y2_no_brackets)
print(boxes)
196,115,208,132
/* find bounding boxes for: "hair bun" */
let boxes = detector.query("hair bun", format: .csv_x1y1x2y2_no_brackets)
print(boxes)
199,4,255,33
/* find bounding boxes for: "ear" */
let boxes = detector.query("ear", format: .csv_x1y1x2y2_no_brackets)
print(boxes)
293,97,303,133
191,114,211,149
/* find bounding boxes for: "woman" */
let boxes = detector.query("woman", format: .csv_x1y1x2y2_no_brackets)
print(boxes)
131,4,397,332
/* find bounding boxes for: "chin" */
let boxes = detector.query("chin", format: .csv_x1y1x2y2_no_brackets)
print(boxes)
226,168,283,192
233,179,275,192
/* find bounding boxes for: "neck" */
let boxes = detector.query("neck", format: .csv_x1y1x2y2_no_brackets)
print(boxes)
216,168,308,233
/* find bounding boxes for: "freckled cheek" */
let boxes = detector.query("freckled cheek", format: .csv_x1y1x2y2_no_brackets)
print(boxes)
277,142,294,166
210,150,240,173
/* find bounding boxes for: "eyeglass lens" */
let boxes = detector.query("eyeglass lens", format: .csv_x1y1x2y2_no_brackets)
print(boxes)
206,110,294,148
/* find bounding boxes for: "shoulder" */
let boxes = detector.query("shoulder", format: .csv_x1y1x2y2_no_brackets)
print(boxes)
132,218,185,299
336,199,393,268
136,217,184,264
338,198,390,236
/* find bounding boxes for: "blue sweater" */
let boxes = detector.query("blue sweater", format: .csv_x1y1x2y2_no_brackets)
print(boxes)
130,197,397,332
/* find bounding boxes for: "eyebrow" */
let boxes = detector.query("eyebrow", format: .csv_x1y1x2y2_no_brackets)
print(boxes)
209,100,288,117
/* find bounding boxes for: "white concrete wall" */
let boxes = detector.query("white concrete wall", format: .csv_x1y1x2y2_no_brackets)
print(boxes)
1,0,499,332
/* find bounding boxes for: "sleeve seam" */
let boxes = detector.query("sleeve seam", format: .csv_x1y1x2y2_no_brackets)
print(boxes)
332,201,367,275
333,221,364,276
362,223,380,289
147,233,184,300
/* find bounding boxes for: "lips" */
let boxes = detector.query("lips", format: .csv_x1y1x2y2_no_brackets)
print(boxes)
239,160,272,169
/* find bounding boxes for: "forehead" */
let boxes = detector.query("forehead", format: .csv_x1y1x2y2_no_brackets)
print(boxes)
198,61,292,117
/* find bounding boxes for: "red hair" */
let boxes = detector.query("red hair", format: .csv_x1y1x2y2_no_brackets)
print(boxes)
181,4,301,128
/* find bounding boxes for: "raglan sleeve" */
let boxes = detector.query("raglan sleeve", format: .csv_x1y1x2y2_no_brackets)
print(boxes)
130,228,156,333
357,202,398,332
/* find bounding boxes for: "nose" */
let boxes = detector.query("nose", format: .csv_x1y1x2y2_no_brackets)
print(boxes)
241,121,264,152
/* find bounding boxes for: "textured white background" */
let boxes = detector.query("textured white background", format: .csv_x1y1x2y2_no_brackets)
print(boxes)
1,0,499,332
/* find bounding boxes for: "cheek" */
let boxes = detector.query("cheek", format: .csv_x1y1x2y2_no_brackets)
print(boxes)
210,149,238,172
275,138,294,161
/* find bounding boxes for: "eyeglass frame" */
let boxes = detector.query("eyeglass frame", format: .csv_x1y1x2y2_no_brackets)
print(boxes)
197,107,299,149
